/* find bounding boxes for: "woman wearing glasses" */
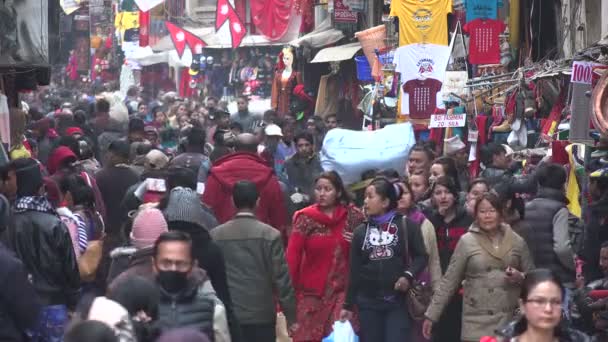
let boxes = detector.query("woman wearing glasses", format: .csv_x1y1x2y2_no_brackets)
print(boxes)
422,192,534,342
492,269,590,342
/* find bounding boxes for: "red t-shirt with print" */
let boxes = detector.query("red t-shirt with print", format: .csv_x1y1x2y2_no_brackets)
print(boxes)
464,18,506,65
403,78,443,120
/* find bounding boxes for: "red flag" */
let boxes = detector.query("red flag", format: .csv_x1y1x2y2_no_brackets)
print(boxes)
185,31,205,54
228,13,246,48
215,0,231,30
165,21,187,58
215,0,246,48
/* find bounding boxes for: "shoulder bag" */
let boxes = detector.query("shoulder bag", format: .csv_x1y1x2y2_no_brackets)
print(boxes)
401,216,433,321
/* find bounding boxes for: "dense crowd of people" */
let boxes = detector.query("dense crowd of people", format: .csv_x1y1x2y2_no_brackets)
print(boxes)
2,87,608,342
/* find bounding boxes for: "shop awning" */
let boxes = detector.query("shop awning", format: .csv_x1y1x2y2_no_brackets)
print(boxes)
289,18,345,48
310,42,362,63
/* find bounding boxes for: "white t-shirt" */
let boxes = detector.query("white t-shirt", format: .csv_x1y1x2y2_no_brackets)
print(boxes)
394,44,451,115
394,43,451,85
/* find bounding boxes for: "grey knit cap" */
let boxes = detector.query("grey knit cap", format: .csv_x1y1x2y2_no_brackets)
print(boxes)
163,187,217,230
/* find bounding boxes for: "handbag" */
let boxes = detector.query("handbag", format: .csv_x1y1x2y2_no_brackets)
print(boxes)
401,217,433,321
78,239,103,282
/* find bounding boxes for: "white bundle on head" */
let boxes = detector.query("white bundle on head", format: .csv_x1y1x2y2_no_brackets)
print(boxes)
101,91,128,124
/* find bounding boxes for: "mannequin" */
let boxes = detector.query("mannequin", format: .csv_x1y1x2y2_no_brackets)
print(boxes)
271,47,303,117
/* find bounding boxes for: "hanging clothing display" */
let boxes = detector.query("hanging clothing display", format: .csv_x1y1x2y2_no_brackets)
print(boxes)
389,0,453,46
402,78,443,119
394,43,451,83
465,0,498,22
464,18,506,64
315,74,340,118
251,0,293,40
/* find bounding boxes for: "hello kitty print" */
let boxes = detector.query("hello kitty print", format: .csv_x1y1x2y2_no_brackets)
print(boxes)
363,222,400,261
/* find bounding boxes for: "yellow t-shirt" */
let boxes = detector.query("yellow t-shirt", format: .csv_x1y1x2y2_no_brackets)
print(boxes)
390,0,452,46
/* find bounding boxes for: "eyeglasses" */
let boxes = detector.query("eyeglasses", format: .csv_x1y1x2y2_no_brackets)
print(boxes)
525,298,562,309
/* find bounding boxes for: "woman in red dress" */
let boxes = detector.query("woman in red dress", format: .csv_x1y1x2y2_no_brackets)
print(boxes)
287,171,365,342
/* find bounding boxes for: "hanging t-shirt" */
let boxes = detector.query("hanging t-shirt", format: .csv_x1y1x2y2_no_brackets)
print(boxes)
389,0,453,46
394,43,451,85
465,0,498,22
464,18,506,65
402,78,443,119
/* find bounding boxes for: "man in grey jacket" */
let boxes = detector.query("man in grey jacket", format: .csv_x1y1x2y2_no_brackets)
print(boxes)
211,180,296,342
524,163,576,286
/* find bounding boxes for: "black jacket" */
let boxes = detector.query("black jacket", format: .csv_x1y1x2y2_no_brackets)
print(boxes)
3,210,81,308
95,165,140,233
481,165,538,194
0,243,42,341
344,214,428,309
582,195,608,282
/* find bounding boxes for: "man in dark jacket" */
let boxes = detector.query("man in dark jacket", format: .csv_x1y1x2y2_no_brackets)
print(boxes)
203,133,288,239
162,185,240,341
524,163,576,286
2,158,80,341
0,242,41,341
153,231,231,341
583,167,608,282
95,139,140,234
480,143,537,193
284,132,323,197
169,126,211,183
211,181,296,341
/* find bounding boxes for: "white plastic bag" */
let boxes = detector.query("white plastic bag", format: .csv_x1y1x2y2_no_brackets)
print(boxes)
322,321,359,342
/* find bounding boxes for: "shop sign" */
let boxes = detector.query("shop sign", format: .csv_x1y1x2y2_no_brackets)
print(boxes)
429,114,466,128
334,0,357,23
571,61,594,85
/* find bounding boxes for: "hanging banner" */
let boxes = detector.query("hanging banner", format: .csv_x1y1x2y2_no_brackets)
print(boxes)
429,114,466,128
334,0,357,23
165,21,207,58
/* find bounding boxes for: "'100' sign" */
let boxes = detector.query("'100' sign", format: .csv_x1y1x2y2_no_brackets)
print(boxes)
571,61,594,85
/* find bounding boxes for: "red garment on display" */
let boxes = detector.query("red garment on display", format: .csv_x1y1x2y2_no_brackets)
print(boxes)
464,19,506,65
470,115,489,178
402,78,443,120
139,11,150,47
250,0,292,40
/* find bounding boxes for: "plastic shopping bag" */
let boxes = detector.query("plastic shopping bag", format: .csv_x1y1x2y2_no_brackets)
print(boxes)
322,321,359,342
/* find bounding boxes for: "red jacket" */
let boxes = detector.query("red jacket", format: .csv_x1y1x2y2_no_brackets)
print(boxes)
203,152,288,237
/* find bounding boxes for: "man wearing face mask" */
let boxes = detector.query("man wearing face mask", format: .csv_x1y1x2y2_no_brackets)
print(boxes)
154,231,231,342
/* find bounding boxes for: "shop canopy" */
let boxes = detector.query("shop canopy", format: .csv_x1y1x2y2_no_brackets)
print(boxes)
289,18,345,49
310,42,362,63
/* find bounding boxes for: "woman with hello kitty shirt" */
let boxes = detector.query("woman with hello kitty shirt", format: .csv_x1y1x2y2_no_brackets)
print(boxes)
340,177,428,342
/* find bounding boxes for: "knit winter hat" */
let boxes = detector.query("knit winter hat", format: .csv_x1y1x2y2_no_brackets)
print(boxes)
163,187,212,230
130,208,168,249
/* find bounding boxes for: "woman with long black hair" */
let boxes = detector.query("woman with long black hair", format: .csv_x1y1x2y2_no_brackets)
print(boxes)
340,177,428,341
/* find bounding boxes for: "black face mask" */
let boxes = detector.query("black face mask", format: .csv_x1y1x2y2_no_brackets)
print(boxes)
157,270,189,293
